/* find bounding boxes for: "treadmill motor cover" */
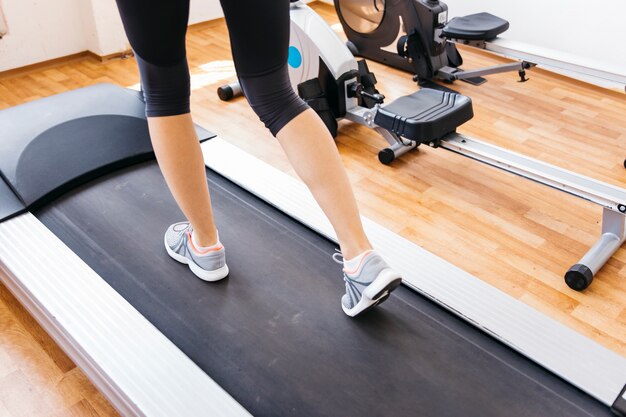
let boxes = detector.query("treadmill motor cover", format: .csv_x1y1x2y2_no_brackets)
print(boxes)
0,83,214,220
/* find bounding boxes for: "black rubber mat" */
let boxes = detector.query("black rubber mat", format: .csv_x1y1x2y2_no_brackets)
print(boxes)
36,161,610,417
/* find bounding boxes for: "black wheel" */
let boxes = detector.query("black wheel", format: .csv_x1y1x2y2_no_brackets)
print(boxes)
217,85,234,101
378,148,395,165
564,264,593,291
346,41,359,56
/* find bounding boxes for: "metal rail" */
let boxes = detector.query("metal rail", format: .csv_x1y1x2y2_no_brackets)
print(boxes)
376,129,626,290
477,39,626,91
442,133,626,289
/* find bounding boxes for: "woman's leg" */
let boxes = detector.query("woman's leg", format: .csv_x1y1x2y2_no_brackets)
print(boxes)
220,0,401,316
219,0,371,260
148,115,217,246
275,111,371,259
115,0,218,247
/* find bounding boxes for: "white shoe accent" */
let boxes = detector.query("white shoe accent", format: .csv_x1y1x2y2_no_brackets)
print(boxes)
164,234,229,282
342,268,401,317
343,250,374,273
189,262,229,282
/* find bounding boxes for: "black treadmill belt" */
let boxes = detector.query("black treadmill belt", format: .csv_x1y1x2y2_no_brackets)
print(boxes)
35,162,609,417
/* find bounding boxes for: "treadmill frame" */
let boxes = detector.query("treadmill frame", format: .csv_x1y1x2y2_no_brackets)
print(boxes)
0,213,251,417
0,136,625,416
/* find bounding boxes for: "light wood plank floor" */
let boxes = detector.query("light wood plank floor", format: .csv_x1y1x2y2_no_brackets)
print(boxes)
0,2,624,415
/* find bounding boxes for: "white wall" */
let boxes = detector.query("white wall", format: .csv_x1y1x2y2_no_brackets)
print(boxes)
190,0,224,25
79,0,127,57
5,0,622,82
0,0,86,72
442,0,626,77
0,0,226,72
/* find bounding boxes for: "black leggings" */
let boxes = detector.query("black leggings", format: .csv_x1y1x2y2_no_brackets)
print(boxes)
114,0,309,136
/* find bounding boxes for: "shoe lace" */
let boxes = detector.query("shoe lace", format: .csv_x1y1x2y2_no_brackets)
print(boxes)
332,248,344,265
180,223,192,238
332,249,350,284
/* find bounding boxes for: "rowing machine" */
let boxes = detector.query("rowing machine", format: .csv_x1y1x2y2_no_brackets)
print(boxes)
335,0,534,85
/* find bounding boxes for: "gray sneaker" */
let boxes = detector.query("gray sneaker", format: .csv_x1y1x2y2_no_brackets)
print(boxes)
164,222,229,281
333,250,402,317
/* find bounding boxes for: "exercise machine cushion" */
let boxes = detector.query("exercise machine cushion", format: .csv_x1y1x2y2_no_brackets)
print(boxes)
0,83,214,212
374,89,473,142
443,12,509,41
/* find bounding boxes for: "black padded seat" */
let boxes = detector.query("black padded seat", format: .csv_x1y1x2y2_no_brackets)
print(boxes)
374,88,473,142
443,12,509,41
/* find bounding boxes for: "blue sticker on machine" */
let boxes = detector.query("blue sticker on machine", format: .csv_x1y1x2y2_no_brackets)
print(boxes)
288,46,302,68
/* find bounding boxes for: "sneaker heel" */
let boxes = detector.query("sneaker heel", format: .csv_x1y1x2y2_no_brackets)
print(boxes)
372,278,402,300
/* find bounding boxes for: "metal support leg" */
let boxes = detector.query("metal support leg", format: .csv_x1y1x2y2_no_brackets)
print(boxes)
438,62,534,83
565,208,626,291
217,82,243,101
376,128,418,165
345,107,419,165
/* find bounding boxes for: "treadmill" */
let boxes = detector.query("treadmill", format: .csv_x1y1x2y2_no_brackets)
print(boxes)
1,84,625,417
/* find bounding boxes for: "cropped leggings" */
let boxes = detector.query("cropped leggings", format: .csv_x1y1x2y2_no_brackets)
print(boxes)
114,0,309,136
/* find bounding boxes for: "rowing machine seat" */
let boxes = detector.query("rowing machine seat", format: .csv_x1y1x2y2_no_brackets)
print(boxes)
443,12,509,41
374,88,473,142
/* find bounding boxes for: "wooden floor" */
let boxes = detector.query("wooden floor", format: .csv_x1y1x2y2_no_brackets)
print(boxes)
0,2,624,415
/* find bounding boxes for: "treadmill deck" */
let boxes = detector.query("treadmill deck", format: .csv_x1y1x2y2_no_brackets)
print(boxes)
34,161,610,417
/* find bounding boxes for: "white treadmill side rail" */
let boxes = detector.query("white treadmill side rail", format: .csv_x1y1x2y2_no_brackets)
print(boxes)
200,137,626,407
0,212,251,417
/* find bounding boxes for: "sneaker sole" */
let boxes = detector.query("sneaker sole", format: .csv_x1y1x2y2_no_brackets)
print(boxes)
342,269,402,317
164,234,229,282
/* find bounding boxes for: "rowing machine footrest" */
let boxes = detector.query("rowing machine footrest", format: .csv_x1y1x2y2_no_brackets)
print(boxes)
374,89,473,142
443,12,509,41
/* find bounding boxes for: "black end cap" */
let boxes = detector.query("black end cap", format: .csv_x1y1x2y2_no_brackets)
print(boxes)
611,383,626,416
217,85,234,101
346,41,359,56
378,149,395,165
564,264,593,291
